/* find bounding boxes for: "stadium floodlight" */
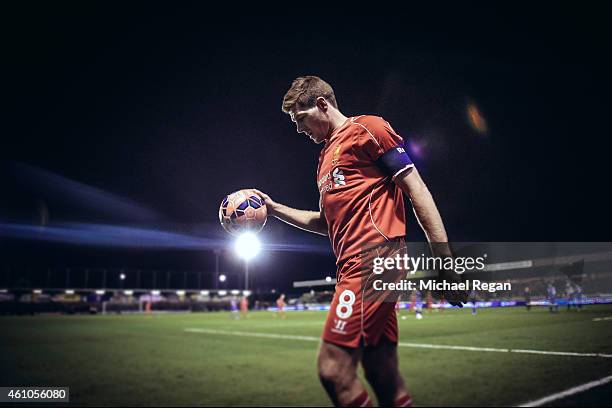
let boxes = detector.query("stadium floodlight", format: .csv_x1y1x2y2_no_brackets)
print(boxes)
325,276,332,282
234,232,261,291
218,290,227,296
219,274,227,282
200,290,210,296
231,289,240,295
65,290,75,295
124,290,133,296
0,289,7,293
120,273,126,280
242,290,251,296
95,290,105,295
151,290,161,296
176,290,185,296
33,289,43,294
234,232,261,261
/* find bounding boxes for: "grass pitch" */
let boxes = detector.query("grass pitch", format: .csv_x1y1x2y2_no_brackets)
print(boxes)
1,306,611,406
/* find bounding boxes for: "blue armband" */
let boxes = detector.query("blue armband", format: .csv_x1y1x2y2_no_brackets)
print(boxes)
376,146,414,178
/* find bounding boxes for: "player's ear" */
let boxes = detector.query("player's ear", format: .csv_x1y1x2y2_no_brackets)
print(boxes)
316,96,328,111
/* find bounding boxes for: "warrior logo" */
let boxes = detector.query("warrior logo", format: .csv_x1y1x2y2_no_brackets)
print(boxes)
331,318,347,334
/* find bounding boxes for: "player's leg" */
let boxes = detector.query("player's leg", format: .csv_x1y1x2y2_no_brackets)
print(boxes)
359,296,411,406
317,340,370,407
362,338,411,407
320,261,374,406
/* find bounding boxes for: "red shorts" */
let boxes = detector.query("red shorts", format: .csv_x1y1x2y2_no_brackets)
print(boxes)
322,256,398,348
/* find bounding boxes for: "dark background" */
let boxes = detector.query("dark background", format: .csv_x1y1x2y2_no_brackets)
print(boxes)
1,4,610,291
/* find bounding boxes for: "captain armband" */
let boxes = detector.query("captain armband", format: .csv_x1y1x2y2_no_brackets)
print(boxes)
375,146,415,179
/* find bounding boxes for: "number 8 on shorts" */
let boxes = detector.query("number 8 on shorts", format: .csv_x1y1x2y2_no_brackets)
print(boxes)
336,289,356,319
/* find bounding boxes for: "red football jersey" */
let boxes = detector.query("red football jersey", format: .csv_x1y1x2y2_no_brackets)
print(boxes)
317,115,413,272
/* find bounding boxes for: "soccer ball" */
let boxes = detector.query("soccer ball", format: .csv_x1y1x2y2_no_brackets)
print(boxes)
219,189,267,236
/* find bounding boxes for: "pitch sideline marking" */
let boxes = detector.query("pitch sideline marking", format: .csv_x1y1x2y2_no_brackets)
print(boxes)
592,316,612,321
184,328,612,358
185,328,319,342
517,374,612,407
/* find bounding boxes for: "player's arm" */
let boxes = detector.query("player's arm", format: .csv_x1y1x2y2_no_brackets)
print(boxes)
355,117,448,245
251,189,328,236
394,167,448,245
395,168,467,305
359,116,466,306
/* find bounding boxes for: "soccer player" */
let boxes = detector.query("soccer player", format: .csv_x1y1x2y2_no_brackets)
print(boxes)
547,282,558,313
574,282,583,311
276,293,286,319
439,293,446,313
426,291,433,313
468,289,478,315
230,296,239,319
253,76,465,407
524,286,532,311
240,295,249,319
565,280,575,311
413,289,423,320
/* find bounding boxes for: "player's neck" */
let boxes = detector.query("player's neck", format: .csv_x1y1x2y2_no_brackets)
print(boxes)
328,110,349,136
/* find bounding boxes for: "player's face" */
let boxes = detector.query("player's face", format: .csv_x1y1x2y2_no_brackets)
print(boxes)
290,105,330,144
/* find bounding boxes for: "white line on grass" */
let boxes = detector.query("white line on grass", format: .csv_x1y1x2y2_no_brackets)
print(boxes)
593,316,612,321
185,328,319,342
517,374,612,407
184,328,612,358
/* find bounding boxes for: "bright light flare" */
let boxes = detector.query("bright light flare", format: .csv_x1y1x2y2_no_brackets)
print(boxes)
234,232,261,261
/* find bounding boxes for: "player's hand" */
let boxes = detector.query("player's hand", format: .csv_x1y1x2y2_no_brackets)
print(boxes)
249,189,279,217
438,268,468,307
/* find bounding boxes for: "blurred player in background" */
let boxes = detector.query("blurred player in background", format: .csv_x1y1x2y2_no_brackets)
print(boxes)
524,286,531,311
426,291,433,313
253,76,466,406
547,282,558,313
276,294,286,319
413,290,423,320
565,280,574,311
230,297,239,319
240,295,249,319
574,283,582,311
469,289,478,315
574,283,583,311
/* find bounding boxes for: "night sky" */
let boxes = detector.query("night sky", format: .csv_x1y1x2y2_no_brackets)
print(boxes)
2,4,610,291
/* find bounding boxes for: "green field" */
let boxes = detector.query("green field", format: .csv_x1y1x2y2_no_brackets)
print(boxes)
1,306,612,406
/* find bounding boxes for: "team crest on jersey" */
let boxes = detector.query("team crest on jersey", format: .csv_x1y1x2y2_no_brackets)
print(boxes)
331,144,342,166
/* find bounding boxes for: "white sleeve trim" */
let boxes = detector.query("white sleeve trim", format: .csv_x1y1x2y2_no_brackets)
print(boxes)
391,164,415,181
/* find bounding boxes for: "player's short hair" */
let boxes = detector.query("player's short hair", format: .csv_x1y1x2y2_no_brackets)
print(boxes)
282,76,338,114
